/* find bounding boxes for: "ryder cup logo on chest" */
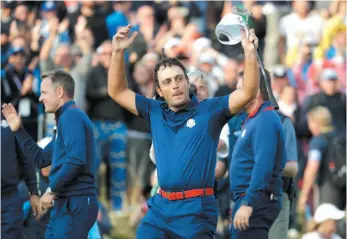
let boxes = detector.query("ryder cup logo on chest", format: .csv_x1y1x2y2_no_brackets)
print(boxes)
53,126,58,140
186,118,196,128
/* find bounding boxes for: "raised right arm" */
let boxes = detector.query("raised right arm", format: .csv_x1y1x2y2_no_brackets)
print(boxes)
15,127,53,169
2,103,52,169
108,25,139,116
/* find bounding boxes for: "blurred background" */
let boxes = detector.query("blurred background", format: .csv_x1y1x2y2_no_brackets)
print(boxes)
1,0,346,238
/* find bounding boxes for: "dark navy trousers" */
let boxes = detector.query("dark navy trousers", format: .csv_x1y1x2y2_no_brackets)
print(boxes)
230,192,281,239
1,190,23,239
45,195,98,239
136,194,218,239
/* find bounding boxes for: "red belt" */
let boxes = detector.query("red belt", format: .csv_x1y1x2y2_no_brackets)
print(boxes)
159,188,214,201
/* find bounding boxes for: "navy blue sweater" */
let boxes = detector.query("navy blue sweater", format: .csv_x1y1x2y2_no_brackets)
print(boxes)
1,121,38,195
230,102,286,208
15,101,97,196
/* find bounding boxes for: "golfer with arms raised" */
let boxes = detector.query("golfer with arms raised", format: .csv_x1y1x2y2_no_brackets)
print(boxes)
108,24,259,238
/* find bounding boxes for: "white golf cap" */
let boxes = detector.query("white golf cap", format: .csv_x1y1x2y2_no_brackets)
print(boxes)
193,37,211,52
199,52,215,65
321,68,338,80
314,204,345,223
164,38,180,51
215,13,248,45
272,65,287,78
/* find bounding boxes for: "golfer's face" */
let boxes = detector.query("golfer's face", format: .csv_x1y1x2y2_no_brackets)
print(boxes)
156,65,189,108
39,78,60,113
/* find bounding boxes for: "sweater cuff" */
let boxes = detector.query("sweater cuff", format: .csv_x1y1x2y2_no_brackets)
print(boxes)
27,183,39,195
242,191,259,209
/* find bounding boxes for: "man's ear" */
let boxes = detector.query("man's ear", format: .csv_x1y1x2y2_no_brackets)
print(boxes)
57,85,64,99
156,86,163,97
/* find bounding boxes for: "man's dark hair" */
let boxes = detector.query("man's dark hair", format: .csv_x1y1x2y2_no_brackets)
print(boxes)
154,58,189,88
259,68,271,101
41,69,75,98
238,68,271,101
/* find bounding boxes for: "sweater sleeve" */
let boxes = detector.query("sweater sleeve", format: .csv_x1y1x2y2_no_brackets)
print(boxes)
15,127,53,169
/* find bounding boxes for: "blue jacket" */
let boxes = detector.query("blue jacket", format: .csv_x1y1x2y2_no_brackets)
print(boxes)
15,101,97,196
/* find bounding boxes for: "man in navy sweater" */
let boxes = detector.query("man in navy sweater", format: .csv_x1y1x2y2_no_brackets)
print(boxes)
108,25,260,238
230,69,286,239
2,69,98,239
1,119,41,239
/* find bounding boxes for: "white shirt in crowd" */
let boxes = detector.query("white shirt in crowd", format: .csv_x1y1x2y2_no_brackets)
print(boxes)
302,232,342,239
279,12,324,50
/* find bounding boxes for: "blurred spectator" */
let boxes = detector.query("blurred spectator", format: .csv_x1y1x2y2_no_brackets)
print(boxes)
163,37,182,58
184,1,208,35
279,0,323,65
11,35,30,59
190,37,211,66
306,59,346,96
9,17,31,43
247,1,267,55
128,185,152,229
39,1,61,40
13,3,30,24
322,23,346,61
1,46,40,140
67,1,109,48
307,11,347,95
301,69,346,134
278,85,300,122
154,5,190,53
271,65,291,100
126,57,156,207
106,1,131,39
135,5,158,46
214,59,239,97
291,35,317,104
86,40,128,212
316,0,346,61
302,203,345,239
299,106,345,213
188,71,210,102
1,23,11,67
198,52,220,95
1,1,12,26
168,6,189,36
39,16,93,111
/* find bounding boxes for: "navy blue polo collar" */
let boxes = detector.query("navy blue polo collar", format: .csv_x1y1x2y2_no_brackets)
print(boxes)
162,94,199,113
55,100,76,123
